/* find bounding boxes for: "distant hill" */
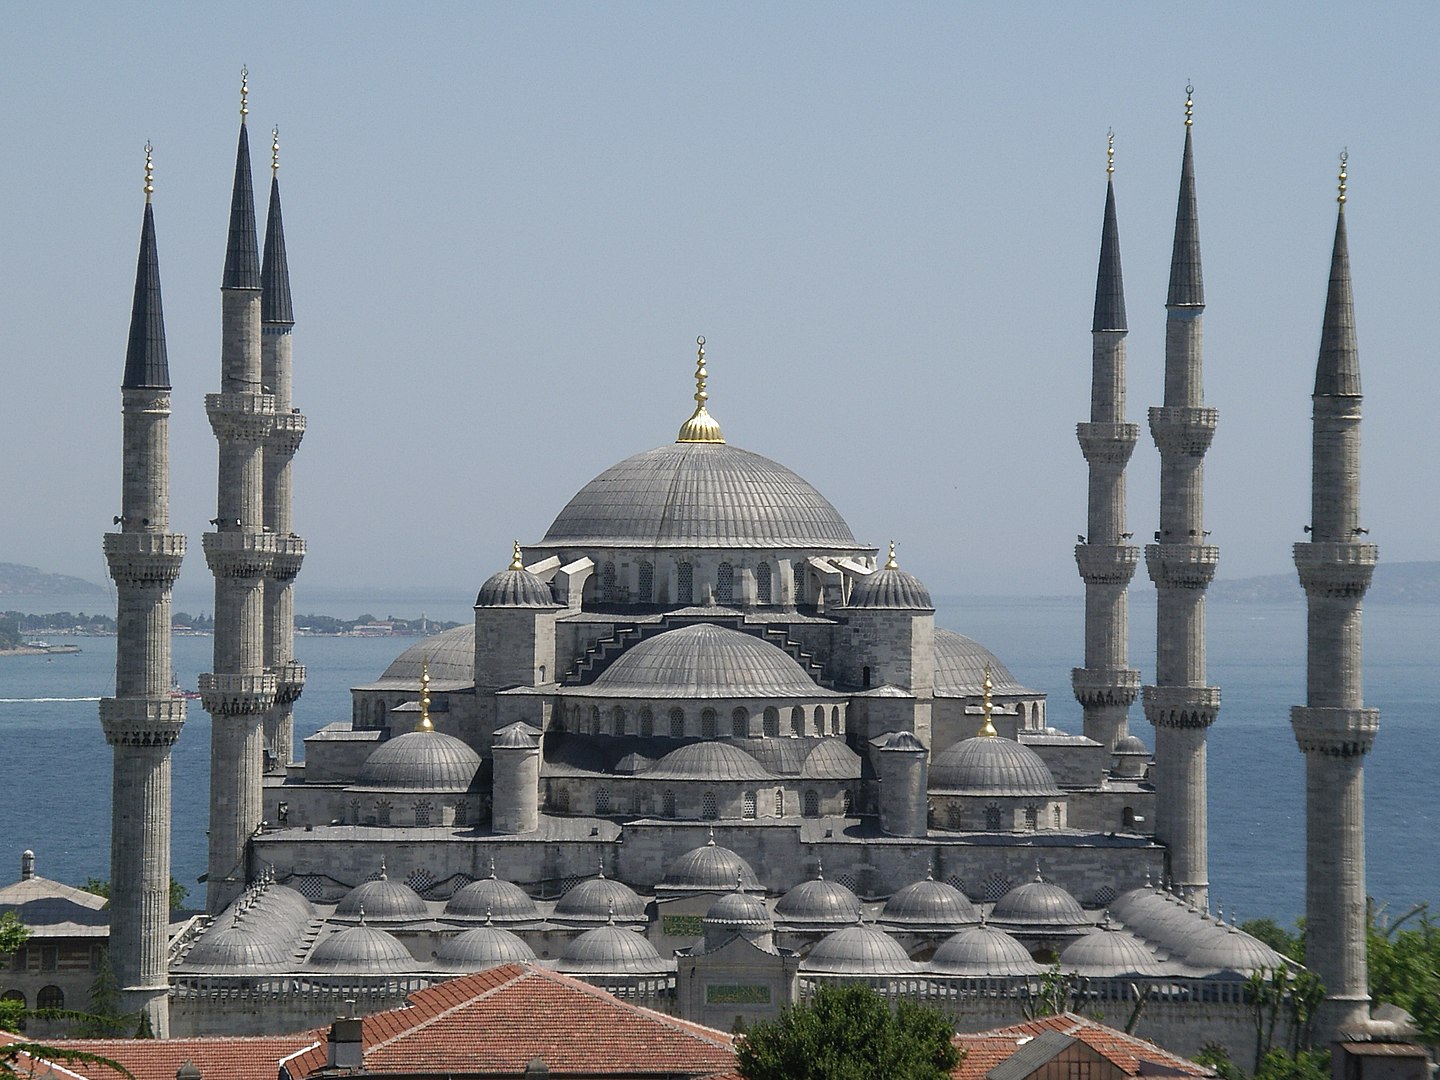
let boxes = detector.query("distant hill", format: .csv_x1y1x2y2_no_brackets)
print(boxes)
0,562,107,597
1211,560,1440,604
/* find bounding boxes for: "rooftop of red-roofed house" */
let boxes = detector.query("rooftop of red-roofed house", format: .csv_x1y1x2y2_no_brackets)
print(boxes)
952,1013,1215,1080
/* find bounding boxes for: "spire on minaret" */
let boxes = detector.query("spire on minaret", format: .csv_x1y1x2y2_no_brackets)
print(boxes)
222,68,261,290
1093,131,1127,333
1315,152,1360,397
1166,86,1204,309
261,125,294,325
123,143,170,390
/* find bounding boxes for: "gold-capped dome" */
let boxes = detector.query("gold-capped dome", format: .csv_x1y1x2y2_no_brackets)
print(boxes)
416,658,434,733
676,336,725,444
509,540,525,572
885,540,899,571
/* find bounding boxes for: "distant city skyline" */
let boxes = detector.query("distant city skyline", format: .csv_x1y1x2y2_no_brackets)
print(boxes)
3,3,1436,598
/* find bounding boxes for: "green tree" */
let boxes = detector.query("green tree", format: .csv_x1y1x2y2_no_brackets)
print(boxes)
1368,902,1440,1044
76,951,127,1038
1241,919,1304,963
81,878,189,912
736,985,959,1080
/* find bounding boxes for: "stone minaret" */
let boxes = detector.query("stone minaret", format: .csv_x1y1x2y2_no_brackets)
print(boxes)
1292,154,1378,1041
99,144,186,1035
1142,88,1220,906
1073,133,1141,752
200,71,278,912
260,125,306,772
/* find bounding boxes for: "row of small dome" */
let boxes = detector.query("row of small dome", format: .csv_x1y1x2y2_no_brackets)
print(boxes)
546,734,861,782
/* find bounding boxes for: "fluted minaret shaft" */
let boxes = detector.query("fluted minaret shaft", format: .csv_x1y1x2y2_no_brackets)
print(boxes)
101,188,185,1036
1143,117,1219,906
1292,189,1377,1041
1074,173,1141,750
202,116,277,912
261,162,306,772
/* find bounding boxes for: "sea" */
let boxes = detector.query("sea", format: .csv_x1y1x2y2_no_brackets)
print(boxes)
2,591,1435,925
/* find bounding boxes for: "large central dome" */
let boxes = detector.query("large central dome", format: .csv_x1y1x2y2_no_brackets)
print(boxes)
540,442,862,551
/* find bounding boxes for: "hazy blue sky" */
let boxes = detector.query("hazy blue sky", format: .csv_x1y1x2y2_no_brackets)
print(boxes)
3,3,1435,605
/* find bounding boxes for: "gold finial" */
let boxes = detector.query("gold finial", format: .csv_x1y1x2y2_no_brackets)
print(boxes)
271,126,280,176
1106,129,1115,177
509,540,525,572
979,663,997,737
1337,149,1348,205
885,540,899,571
143,142,154,202
240,66,249,122
1184,83,1194,127
416,658,434,732
676,336,726,443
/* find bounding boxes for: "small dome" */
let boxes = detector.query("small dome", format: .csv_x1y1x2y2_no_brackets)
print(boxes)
335,873,427,922
659,837,760,893
849,564,934,610
775,874,862,925
307,925,415,973
1059,923,1164,977
380,625,475,682
1117,891,1213,953
435,925,537,971
801,740,862,780
801,925,914,975
444,872,539,921
880,877,980,927
180,923,295,973
929,736,1061,796
1107,883,1171,926
476,568,556,609
1112,735,1150,779
990,876,1087,929
932,630,1033,696
249,883,318,932
356,729,482,792
646,741,774,782
930,924,1042,976
706,889,773,929
555,924,672,974
591,624,829,699
741,738,810,776
553,874,648,922
1180,921,1288,975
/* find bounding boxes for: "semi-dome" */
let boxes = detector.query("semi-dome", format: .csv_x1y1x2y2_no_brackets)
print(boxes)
849,549,934,611
929,736,1061,796
880,876,981,927
179,922,295,973
990,876,1088,929
933,630,1032,696
335,872,427,922
540,441,863,551
589,623,831,700
355,729,482,792
775,873,862,925
930,924,1042,976
379,625,475,682
801,925,914,975
553,873,648,922
659,837,760,893
444,871,539,921
306,925,416,973
555,924,672,974
646,741,775,783
477,546,557,608
1059,922,1164,977
435,925,537,970
801,741,862,779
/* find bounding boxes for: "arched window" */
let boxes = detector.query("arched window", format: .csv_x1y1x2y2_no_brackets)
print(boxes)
612,706,627,736
731,707,749,738
790,707,804,736
414,800,432,827
596,788,611,815
984,804,1002,831
677,562,694,605
763,707,779,737
637,560,655,602
669,707,685,738
2,991,26,1010
803,790,820,818
947,804,963,830
756,562,772,604
590,706,601,734
842,789,853,815
830,706,841,735
701,708,717,739
556,788,571,814
716,562,735,604
601,561,618,603
793,564,806,604
1122,806,1136,830
663,790,677,818
455,799,469,827
376,800,392,826
639,708,654,738
37,986,63,1011
702,792,718,820
1024,805,1039,832
742,791,757,819
1053,805,1062,830
774,789,785,817
862,665,871,689
813,706,825,736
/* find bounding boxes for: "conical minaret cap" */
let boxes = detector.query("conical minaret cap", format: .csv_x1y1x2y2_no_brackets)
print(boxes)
123,159,170,389
1093,170,1127,332
1166,91,1204,309
261,128,294,325
222,104,261,289
1315,157,1360,397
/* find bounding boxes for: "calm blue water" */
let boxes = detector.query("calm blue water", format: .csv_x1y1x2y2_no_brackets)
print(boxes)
1,596,1434,924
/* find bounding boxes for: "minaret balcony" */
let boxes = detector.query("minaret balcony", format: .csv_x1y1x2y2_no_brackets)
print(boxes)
1142,684,1220,729
1071,666,1141,708
1144,544,1218,589
1148,406,1218,457
268,535,307,581
198,672,278,717
99,696,186,747
1076,422,1140,466
1291,705,1379,757
103,532,186,586
202,531,278,579
120,387,173,415
273,660,307,706
1293,542,1377,599
205,392,276,443
1074,543,1139,585
267,411,307,455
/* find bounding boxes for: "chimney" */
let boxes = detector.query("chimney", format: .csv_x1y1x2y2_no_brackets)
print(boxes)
21,851,34,881
327,1016,364,1071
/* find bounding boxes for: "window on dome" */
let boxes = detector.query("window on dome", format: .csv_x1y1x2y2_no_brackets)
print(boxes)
702,792,718,819
590,706,601,734
414,800,432,827
1024,806,1039,831
731,707,749,738
349,798,362,824
612,706,627,736
813,706,824,735
947,804,963,830
742,791,757,819
984,804,1002,831
455,799,469,826
830,706,841,735
596,788,611,815
763,707,779,737
376,800,392,826
663,790,677,818
793,564,806,604
1053,805,1062,830
678,562,694,605
37,986,63,1011
556,788,571,814
602,561,618,603
638,561,654,602
1122,806,1136,830
670,708,685,738
639,708,654,737
716,562,735,604
803,790,819,818
756,562,772,604
790,707,804,736
775,790,785,817
701,709,717,739
842,789,853,815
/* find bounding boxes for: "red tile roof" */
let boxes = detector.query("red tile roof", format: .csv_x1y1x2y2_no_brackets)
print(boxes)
952,1014,1214,1080
33,1033,320,1080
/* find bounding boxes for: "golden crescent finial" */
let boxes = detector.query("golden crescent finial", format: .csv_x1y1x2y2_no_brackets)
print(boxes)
416,658,434,732
676,335,725,443
240,66,249,122
1338,149,1348,205
1184,83,1194,127
979,663,997,737
885,540,898,571
1106,129,1115,177
509,540,525,572
271,126,280,176
143,141,154,202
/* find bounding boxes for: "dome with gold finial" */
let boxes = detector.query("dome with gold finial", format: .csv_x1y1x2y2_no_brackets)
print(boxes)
849,541,934,610
476,541,558,608
354,663,483,793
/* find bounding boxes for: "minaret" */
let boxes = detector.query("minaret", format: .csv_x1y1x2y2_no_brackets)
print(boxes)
261,125,306,772
1291,153,1378,1041
200,69,278,912
1142,87,1220,906
1073,132,1142,751
99,143,186,1036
